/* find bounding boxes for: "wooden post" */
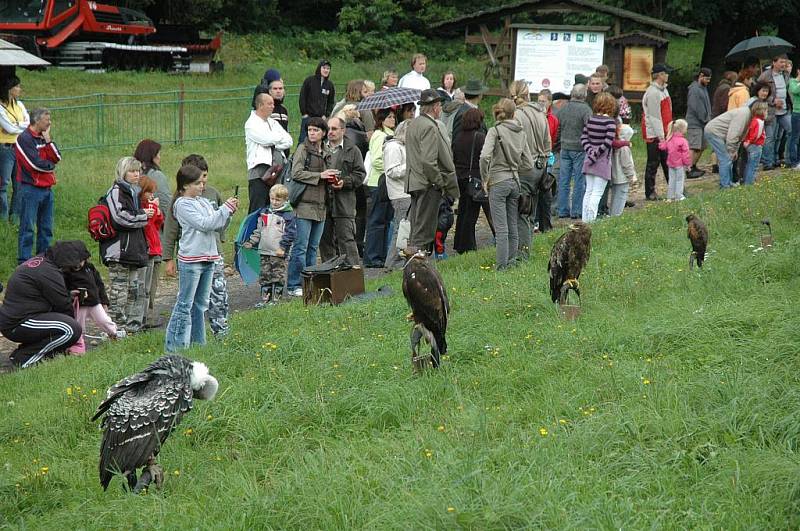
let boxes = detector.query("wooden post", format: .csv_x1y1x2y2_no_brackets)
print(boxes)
178,82,185,144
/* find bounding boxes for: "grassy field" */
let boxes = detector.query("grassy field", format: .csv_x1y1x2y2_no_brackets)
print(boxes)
1,162,800,527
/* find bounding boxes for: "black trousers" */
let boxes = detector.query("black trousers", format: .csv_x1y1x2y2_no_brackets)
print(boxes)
2,313,81,369
408,187,443,253
453,179,494,253
535,185,554,231
248,175,270,214
645,140,669,198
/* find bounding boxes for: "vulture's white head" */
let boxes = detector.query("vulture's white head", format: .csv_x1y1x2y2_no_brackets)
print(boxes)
190,362,219,400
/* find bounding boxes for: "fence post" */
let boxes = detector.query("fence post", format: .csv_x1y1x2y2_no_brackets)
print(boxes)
96,94,104,147
178,82,185,144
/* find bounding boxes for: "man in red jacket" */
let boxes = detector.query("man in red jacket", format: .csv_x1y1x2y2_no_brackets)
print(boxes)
14,107,61,264
641,64,673,201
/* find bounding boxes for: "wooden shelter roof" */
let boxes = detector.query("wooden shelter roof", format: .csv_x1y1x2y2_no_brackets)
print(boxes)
431,0,697,36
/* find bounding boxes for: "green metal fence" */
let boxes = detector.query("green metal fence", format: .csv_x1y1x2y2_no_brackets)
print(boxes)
25,83,318,151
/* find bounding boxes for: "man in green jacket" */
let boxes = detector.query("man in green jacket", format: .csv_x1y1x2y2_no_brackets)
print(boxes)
404,89,459,254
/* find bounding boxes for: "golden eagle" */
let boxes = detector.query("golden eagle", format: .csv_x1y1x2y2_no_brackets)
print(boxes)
548,221,592,304
92,355,218,492
686,214,708,269
402,250,449,370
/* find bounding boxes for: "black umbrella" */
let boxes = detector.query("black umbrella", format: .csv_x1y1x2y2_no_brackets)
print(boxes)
726,36,794,63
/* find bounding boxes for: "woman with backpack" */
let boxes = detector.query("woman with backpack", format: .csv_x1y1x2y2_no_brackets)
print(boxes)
479,98,534,270
100,157,153,334
165,164,238,352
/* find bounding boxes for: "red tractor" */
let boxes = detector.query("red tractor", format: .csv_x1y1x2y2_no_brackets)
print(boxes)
0,0,222,72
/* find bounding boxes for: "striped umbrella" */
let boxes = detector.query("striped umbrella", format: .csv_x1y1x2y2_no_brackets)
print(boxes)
356,87,422,111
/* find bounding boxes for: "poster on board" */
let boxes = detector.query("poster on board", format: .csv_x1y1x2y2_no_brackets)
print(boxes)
514,28,605,93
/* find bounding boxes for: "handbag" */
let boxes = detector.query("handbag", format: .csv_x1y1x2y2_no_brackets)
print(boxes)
396,205,411,251
284,150,312,207
467,132,488,203
261,148,287,187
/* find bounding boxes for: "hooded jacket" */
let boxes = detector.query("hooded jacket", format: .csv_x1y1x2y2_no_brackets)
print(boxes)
516,101,552,158
62,242,109,307
100,176,149,268
479,119,534,187
0,241,80,329
247,202,296,256
14,126,61,188
299,61,335,118
611,124,636,185
727,83,750,111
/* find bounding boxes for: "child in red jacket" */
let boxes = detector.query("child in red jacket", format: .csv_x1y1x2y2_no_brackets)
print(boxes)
139,175,164,322
743,102,768,185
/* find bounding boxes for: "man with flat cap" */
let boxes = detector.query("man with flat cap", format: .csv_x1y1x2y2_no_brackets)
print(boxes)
642,63,674,200
404,89,459,253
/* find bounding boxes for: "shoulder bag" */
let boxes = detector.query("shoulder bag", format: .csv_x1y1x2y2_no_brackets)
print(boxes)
467,132,488,203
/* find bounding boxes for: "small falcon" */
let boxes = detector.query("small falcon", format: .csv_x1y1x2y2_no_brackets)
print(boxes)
548,221,592,304
686,214,708,269
402,249,449,371
93,355,218,493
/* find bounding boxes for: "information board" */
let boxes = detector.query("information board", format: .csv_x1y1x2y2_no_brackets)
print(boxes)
514,28,605,93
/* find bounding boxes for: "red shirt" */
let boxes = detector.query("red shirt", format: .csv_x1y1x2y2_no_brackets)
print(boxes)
546,109,559,148
743,117,766,146
142,199,164,257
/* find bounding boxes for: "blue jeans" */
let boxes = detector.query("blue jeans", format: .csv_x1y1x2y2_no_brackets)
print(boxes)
287,217,325,290
744,144,763,185
705,132,733,188
557,149,585,217
763,113,792,167
788,113,800,166
17,183,53,263
364,185,393,266
0,144,15,220
165,261,214,352
298,116,310,144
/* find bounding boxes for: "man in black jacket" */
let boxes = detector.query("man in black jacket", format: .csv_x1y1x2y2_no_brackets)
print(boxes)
298,60,335,144
0,240,83,369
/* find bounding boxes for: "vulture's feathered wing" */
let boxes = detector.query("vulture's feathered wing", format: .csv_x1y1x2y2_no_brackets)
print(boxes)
548,221,592,304
686,214,708,269
92,355,218,491
402,251,449,368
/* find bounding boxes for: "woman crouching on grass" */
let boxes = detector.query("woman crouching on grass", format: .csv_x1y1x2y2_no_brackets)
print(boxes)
165,165,238,352
580,92,617,222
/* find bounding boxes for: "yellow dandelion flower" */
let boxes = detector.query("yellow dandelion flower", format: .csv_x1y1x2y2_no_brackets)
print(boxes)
40,467,48,474
447,507,456,513
424,449,433,458
184,428,193,436
558,419,567,425
539,427,548,436
91,389,97,395
173,469,180,476
437,425,445,432
207,414,213,421
66,387,72,396
643,378,651,385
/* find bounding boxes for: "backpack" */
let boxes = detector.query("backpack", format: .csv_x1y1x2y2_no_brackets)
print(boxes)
87,196,116,241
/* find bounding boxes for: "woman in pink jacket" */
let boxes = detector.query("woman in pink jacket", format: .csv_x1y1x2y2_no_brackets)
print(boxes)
659,119,692,201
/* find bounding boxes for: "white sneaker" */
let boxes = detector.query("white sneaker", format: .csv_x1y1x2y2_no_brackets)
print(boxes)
114,330,127,340
288,288,303,297
792,164,800,170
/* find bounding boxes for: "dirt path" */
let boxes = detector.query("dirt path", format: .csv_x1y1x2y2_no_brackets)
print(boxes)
0,170,718,374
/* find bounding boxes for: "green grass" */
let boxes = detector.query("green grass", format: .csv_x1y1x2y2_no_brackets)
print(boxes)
2,170,800,528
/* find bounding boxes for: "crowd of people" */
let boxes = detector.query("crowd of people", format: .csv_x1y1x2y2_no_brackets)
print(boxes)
0,52,787,368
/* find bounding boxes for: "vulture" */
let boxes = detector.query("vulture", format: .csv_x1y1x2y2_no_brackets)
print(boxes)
548,221,592,304
686,214,708,269
402,249,449,371
92,355,218,493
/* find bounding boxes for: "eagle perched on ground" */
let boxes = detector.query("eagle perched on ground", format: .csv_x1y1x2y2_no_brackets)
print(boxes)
402,250,449,371
92,355,219,492
686,214,708,269
548,221,592,304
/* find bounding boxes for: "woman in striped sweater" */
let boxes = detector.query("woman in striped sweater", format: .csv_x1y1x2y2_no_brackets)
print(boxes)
580,92,618,222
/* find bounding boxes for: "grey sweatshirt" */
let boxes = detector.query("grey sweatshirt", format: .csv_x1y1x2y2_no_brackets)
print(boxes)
479,119,534,186
704,106,752,156
173,196,234,263
555,100,592,152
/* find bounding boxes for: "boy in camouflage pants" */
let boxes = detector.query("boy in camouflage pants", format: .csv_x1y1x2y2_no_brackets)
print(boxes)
244,184,296,304
162,154,230,336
